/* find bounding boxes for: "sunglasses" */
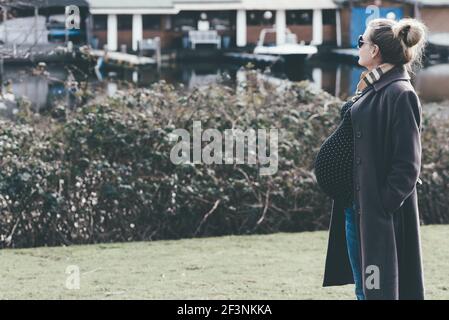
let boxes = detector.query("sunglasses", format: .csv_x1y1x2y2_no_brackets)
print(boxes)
357,35,371,49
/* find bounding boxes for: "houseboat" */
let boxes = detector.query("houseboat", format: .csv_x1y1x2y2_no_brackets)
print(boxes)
88,0,341,52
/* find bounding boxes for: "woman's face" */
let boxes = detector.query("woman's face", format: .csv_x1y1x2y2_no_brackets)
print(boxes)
358,28,382,70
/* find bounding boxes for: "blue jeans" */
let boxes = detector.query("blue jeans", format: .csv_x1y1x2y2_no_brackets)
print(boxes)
345,205,365,300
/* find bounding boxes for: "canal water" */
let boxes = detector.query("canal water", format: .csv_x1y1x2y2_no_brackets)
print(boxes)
1,60,449,117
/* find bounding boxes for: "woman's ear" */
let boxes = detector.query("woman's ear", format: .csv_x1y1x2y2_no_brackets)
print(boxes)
371,44,380,58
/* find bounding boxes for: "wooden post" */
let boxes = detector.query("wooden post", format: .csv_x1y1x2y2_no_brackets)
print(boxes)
414,0,421,20
0,57,3,95
336,9,342,47
155,37,161,70
2,6,7,45
65,25,69,44
34,6,39,45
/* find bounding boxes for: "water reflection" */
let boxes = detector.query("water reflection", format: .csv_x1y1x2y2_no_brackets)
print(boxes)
1,61,448,118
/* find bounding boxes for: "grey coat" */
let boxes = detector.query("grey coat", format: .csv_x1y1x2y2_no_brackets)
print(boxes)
322,65,425,300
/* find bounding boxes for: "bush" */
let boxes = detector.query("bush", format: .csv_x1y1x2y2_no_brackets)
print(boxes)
0,70,447,248
418,112,449,224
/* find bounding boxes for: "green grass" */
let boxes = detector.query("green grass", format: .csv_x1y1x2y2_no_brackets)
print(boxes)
0,225,448,300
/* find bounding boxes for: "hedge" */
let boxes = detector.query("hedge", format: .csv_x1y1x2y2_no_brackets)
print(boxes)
0,70,447,248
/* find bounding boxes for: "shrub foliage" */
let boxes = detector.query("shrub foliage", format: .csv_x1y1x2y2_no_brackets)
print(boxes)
0,71,447,248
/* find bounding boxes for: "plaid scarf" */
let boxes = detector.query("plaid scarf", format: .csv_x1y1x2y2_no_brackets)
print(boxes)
351,63,396,102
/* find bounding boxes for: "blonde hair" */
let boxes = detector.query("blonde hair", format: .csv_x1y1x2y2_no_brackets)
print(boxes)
367,18,428,73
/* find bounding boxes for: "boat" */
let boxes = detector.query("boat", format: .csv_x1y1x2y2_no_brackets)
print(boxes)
253,28,318,58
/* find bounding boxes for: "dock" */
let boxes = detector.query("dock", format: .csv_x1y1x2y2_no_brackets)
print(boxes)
0,43,79,64
331,48,358,57
224,52,281,65
80,47,157,69
331,48,359,63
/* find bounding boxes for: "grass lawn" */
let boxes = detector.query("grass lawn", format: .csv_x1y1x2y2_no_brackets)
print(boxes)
0,225,448,300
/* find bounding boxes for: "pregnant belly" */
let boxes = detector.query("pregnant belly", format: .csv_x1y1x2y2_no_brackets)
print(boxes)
314,124,354,201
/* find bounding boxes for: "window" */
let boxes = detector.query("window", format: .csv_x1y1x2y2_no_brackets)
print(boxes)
287,10,313,25
247,11,275,26
210,11,232,31
172,11,233,32
118,15,132,30
143,15,161,30
323,9,336,25
173,11,198,31
93,15,107,31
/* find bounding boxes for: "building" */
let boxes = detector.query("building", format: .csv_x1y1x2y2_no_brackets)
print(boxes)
412,0,449,34
88,0,341,51
334,0,449,47
4,0,446,53
0,0,89,46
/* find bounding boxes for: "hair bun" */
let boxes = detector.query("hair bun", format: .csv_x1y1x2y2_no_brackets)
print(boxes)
400,24,411,37
393,18,426,48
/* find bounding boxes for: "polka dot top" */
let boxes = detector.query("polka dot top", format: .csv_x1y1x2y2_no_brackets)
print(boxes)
314,98,356,207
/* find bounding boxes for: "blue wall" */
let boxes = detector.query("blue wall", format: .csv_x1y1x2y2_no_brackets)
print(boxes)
350,7,404,48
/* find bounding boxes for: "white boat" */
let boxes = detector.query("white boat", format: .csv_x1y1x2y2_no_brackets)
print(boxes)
80,46,156,68
254,43,318,55
253,28,318,57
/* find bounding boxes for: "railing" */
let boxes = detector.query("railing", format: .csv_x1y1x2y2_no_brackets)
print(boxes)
188,30,221,49
257,28,300,47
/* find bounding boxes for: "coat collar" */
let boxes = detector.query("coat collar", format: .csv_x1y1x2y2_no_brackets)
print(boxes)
372,64,411,92
356,63,395,94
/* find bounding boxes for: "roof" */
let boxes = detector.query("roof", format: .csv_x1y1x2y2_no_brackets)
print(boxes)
174,0,240,2
242,0,337,10
88,0,174,9
409,0,449,5
1,0,89,8
88,0,178,14
88,0,241,9
333,0,449,7
88,0,337,12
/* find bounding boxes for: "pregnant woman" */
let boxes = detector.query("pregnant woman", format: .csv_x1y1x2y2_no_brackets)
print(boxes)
315,18,427,300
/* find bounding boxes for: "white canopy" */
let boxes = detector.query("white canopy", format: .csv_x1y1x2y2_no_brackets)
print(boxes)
88,0,337,13
241,0,337,10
